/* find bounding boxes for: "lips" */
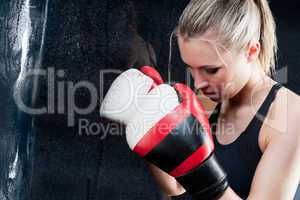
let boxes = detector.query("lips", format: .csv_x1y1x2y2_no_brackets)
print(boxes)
202,89,216,96
196,87,219,99
202,90,220,100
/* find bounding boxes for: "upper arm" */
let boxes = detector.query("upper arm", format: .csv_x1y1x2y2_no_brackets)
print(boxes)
248,114,300,199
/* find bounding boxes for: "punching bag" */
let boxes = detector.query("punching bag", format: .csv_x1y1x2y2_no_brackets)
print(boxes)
0,0,48,199
1,0,164,199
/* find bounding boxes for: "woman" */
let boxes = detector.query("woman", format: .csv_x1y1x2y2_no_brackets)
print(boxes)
148,0,300,199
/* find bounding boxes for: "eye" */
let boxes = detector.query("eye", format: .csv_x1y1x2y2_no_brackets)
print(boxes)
204,67,220,75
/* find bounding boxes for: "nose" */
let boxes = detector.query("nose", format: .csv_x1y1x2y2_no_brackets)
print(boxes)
194,79,209,91
190,70,208,90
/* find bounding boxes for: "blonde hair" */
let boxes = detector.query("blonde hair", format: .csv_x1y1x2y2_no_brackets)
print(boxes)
176,0,277,76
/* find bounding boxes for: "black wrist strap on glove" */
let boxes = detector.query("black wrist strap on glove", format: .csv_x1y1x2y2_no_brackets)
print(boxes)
175,154,229,200
170,192,193,200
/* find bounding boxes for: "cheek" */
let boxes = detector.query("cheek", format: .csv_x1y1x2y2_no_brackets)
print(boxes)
214,67,232,87
225,61,251,98
207,69,230,96
208,64,241,99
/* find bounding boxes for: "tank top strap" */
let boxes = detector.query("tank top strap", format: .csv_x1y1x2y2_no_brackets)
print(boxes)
244,83,282,133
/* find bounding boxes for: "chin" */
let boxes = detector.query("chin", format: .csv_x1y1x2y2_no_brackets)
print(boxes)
205,94,222,102
210,97,222,103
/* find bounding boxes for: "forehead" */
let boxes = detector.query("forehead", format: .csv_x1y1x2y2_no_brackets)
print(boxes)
177,32,230,67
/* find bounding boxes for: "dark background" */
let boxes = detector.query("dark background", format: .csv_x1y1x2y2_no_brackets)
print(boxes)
0,0,299,199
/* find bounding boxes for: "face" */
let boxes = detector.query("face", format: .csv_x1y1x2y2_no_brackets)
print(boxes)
177,31,253,102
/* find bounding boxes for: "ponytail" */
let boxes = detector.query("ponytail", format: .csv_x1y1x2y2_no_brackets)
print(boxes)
254,0,278,76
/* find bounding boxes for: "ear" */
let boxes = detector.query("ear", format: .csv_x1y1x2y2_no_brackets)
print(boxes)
246,41,261,63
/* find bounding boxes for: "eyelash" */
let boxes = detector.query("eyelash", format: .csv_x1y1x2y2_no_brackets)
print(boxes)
204,67,220,74
187,66,220,75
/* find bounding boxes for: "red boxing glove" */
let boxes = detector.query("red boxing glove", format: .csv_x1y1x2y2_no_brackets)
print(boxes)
100,66,228,200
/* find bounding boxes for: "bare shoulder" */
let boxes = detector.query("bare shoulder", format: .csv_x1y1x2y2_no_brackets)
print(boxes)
262,84,300,149
275,85,300,125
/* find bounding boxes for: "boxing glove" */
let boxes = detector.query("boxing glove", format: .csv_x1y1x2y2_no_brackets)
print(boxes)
100,67,228,200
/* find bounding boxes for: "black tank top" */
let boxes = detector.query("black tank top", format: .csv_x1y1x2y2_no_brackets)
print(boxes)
209,83,282,199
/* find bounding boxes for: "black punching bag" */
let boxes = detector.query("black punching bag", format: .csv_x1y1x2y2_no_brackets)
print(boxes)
0,0,162,199
0,0,48,199
0,0,188,199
